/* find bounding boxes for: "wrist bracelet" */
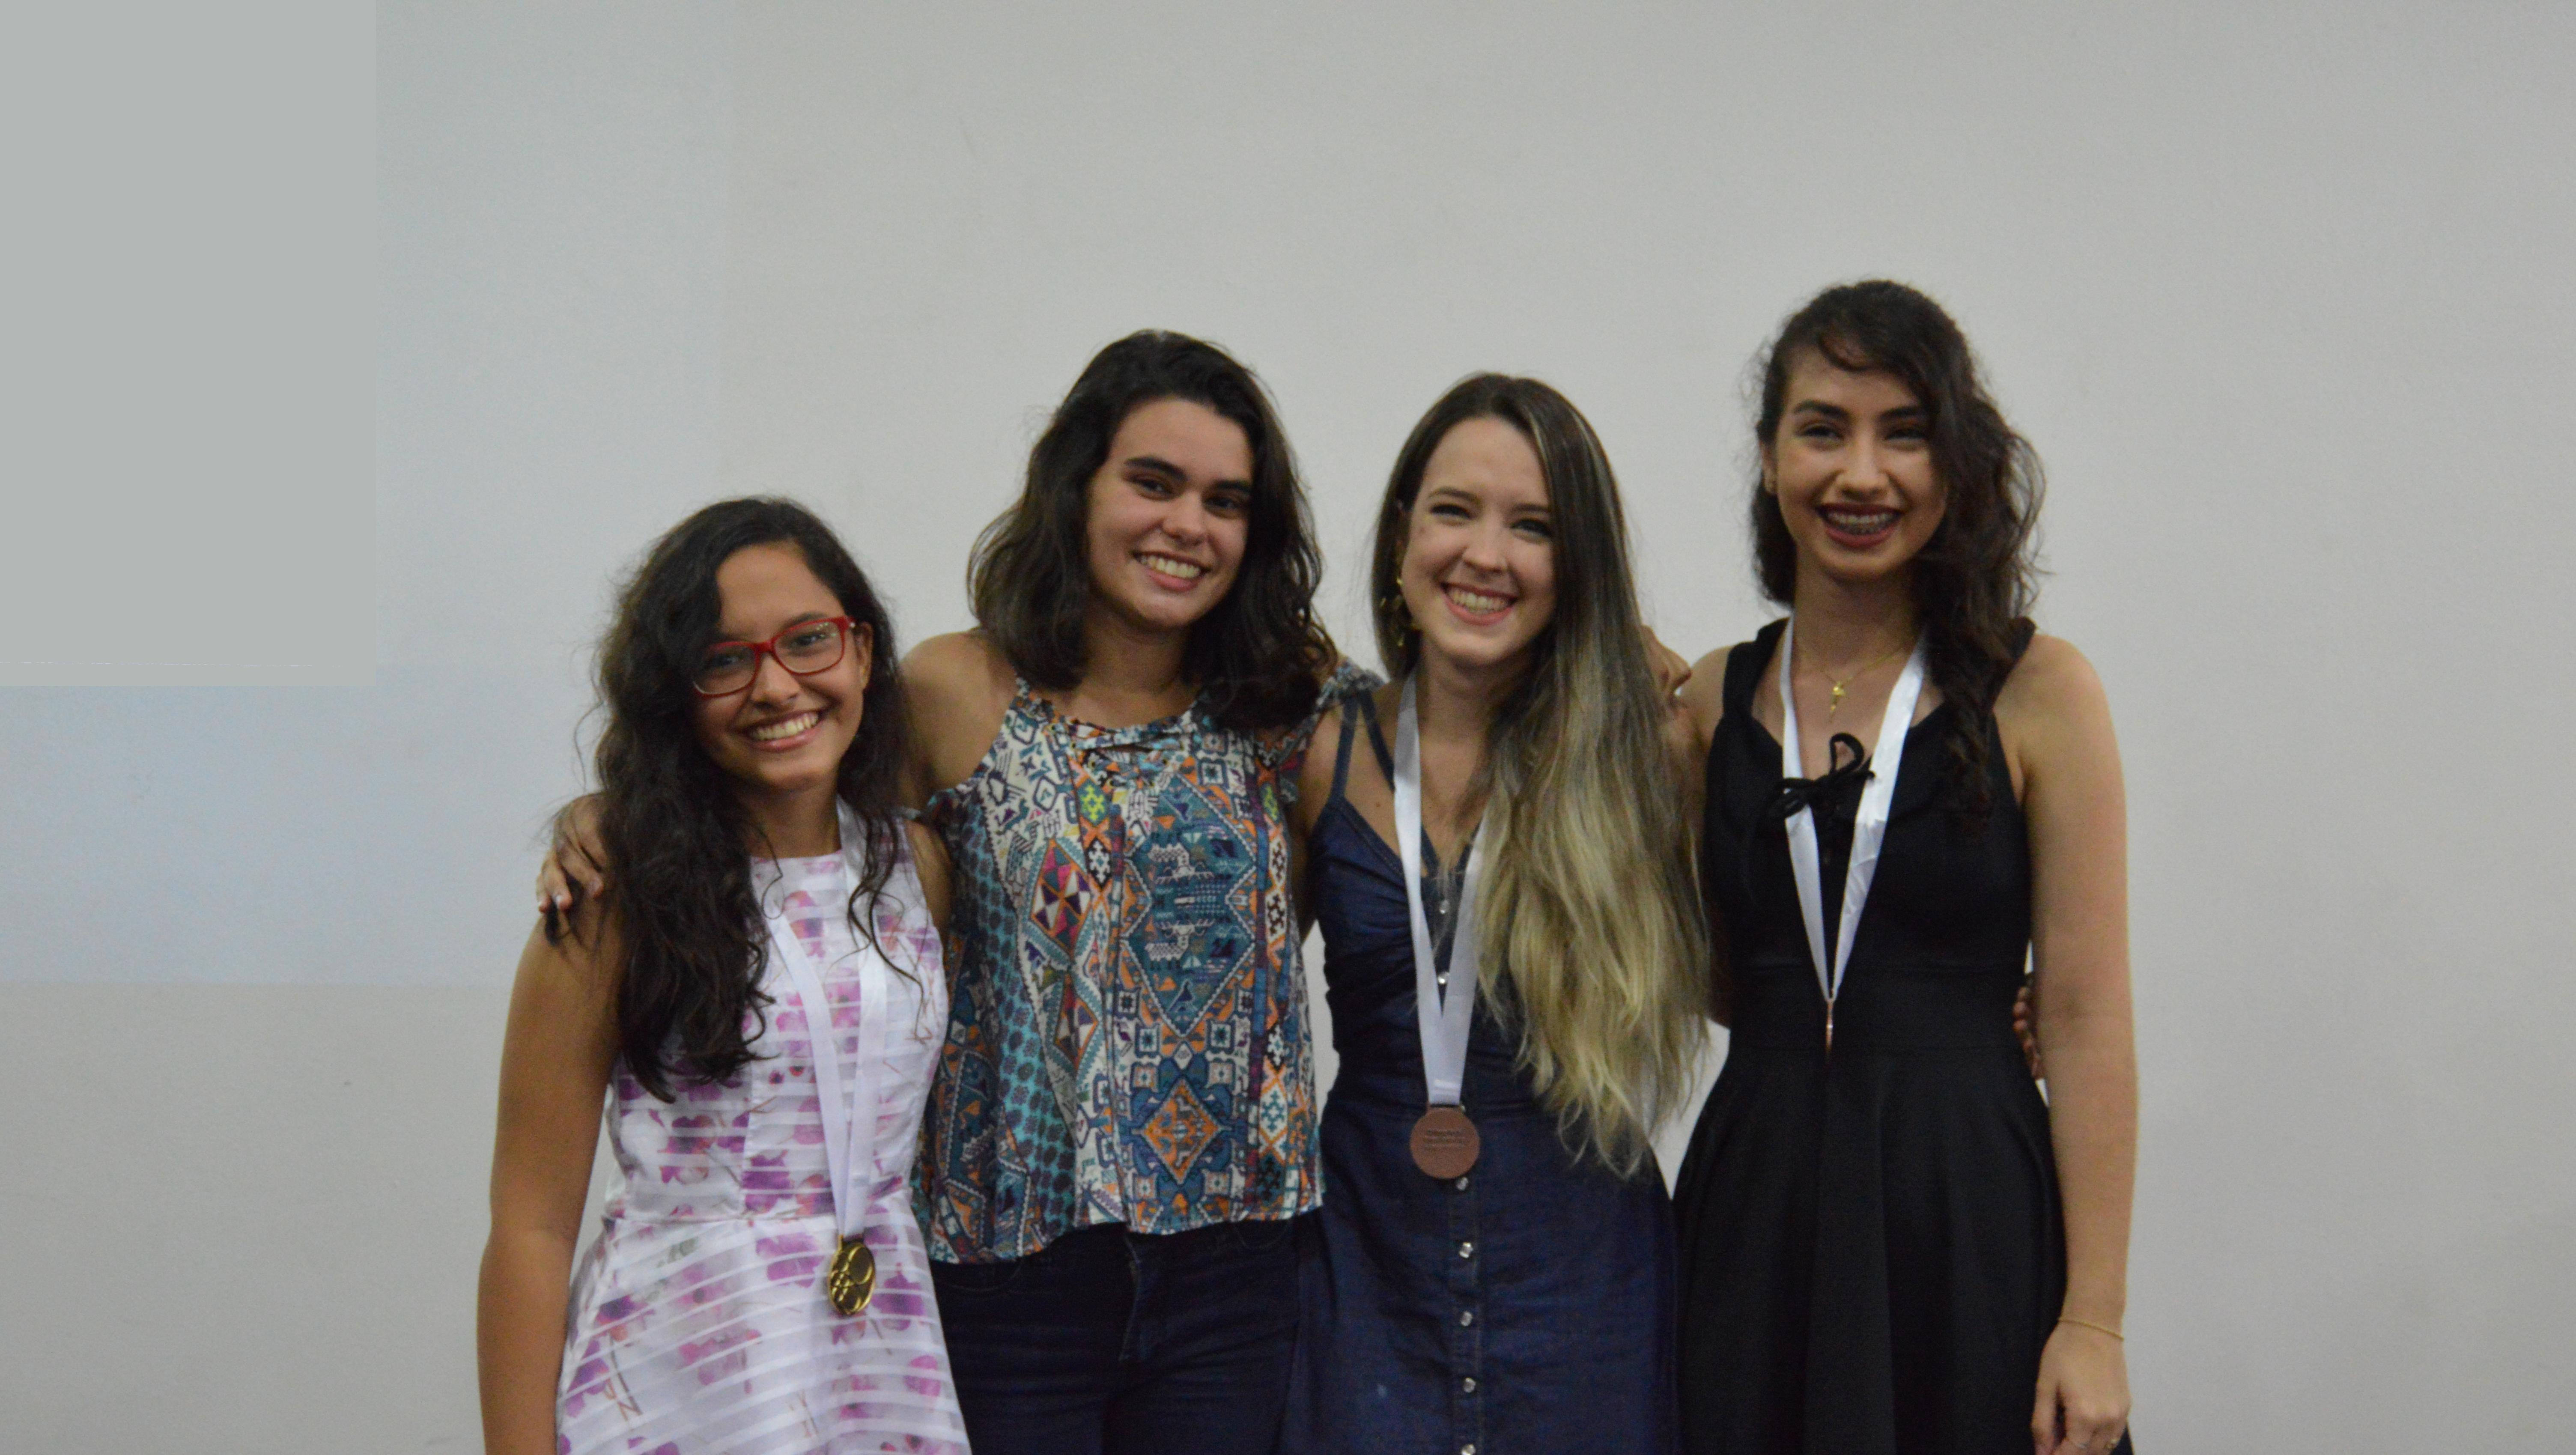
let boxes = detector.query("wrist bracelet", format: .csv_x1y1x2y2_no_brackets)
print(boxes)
2058,1315,2124,1342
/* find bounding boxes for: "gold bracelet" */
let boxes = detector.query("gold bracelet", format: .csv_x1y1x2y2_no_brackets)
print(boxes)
2058,1316,2125,1342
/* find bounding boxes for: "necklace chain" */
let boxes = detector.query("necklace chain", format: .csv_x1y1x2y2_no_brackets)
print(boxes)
1799,635,1915,716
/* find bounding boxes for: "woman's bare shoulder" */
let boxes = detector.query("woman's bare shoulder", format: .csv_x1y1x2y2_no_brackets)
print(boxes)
1678,644,1737,745
1998,633,2109,725
901,632,1017,798
903,631,1015,705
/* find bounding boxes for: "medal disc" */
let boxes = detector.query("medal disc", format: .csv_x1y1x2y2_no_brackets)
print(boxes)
1409,1104,1480,1179
826,1236,877,1316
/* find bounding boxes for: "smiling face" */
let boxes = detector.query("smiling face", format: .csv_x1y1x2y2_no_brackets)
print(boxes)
1763,348,1947,590
1081,396,1253,639
690,541,872,819
1397,415,1558,678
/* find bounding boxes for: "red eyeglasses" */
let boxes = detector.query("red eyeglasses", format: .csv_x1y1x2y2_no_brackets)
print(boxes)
692,616,861,697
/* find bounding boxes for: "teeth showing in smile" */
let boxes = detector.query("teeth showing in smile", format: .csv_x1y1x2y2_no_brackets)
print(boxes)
747,711,819,742
1139,553,1206,581
1445,585,1512,614
1823,509,1898,535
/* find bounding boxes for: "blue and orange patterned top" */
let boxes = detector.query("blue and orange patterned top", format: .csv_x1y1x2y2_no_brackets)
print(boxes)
915,664,1374,1262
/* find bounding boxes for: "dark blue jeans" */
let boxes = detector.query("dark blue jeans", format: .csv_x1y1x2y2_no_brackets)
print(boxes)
930,1216,1305,1455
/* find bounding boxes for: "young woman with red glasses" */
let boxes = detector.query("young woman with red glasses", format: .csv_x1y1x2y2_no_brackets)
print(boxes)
479,498,970,1454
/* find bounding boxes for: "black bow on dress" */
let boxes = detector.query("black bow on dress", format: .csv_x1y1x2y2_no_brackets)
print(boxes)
1770,732,1873,825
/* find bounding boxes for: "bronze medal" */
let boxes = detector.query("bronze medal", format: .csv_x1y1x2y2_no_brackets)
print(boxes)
1409,1104,1480,1179
826,1235,877,1316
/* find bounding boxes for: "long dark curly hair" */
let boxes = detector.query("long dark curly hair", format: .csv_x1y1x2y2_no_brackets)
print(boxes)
967,329,1334,730
581,497,911,1101
1750,281,2044,819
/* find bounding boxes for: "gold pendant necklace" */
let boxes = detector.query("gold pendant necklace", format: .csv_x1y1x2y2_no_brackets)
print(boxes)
1807,637,1914,717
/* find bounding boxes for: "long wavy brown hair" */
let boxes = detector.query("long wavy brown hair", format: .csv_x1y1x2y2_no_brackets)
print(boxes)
578,498,911,1101
1750,280,2044,818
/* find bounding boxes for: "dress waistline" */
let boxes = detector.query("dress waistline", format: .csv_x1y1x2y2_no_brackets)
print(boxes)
1725,963,2025,1051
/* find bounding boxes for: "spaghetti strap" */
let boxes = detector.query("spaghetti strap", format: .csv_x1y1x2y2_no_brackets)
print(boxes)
1329,696,1362,804
1357,689,1395,783
1328,688,1396,811
1722,619,1786,722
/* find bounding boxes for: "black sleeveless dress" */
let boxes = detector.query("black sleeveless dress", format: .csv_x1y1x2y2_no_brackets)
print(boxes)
1673,620,2128,1455
1280,694,1679,1455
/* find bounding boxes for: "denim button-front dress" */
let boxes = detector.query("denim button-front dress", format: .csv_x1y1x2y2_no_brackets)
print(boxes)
1279,698,1680,1455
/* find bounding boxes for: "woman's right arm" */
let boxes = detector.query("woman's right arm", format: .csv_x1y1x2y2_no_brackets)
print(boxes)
477,907,621,1455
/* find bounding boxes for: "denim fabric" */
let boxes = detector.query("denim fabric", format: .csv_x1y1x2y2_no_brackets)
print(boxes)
930,1217,1304,1455
1277,700,1679,1455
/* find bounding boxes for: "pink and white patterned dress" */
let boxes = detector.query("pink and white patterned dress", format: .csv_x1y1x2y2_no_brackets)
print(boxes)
559,839,969,1454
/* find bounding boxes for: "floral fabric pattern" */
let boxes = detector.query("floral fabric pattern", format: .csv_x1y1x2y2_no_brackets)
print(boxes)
558,843,969,1454
918,664,1374,1262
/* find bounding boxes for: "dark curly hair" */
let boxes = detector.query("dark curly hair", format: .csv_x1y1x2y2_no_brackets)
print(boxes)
966,330,1333,730
1750,280,2044,819
578,497,911,1101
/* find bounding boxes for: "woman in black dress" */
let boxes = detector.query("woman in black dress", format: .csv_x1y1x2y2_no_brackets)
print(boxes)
1672,282,2138,1455
1279,375,1708,1454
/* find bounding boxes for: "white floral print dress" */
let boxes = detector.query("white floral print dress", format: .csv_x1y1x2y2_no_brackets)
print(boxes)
558,838,969,1454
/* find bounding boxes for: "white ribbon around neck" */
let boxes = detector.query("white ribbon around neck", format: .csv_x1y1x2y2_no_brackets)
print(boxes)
1394,677,1494,1108
760,802,895,1247
1776,619,1928,1025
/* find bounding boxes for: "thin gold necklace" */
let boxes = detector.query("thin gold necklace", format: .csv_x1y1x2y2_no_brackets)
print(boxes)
1799,635,1915,716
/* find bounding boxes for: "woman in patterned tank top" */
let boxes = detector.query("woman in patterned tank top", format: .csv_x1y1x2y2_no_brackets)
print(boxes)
900,332,1368,1455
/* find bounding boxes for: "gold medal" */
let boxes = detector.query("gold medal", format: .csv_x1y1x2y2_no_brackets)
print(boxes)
1409,1104,1480,1180
826,1235,877,1316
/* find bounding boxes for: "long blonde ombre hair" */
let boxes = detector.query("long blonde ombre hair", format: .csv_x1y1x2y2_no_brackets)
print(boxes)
1369,375,1708,1175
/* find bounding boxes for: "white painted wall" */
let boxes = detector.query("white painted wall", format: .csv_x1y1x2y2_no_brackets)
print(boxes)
5,2,2570,1448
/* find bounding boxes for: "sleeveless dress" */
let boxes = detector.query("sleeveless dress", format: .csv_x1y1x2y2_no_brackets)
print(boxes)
558,836,971,1455
1280,695,1680,1455
1672,620,2129,1455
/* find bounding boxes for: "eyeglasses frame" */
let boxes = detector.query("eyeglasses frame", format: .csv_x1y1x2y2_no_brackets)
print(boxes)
690,615,865,698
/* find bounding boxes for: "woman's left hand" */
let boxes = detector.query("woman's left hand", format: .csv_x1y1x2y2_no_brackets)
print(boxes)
2031,1319,2130,1455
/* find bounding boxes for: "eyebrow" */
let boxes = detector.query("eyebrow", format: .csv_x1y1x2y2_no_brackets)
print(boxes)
1123,453,1252,490
1788,400,1926,423
1121,453,1186,479
713,610,829,641
1420,483,1551,513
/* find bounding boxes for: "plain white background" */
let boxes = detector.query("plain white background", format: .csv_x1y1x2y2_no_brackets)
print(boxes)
3,3,2571,1448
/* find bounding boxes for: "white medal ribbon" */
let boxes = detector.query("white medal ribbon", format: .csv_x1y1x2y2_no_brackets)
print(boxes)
1394,677,1493,1107
760,802,893,1249
1777,620,1927,1038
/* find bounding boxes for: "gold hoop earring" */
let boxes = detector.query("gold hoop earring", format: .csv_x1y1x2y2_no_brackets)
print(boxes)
1378,592,1415,637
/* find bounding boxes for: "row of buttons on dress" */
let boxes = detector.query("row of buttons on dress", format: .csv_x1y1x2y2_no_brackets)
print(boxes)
1452,1172,1479,1455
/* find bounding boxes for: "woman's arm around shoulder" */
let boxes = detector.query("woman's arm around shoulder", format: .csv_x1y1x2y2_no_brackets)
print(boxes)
477,903,623,1455
2001,634,2137,1455
899,631,1017,808
1673,644,1735,1023
1672,644,1733,806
